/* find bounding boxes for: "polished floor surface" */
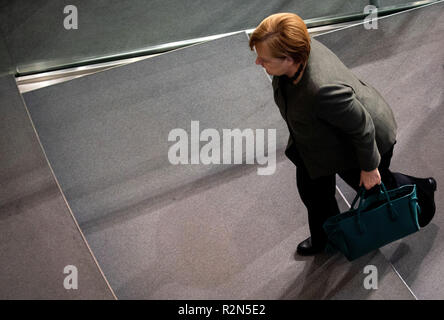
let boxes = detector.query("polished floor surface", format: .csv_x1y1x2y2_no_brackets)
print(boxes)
0,75,115,299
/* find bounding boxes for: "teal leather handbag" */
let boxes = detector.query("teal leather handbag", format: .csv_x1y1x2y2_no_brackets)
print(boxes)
323,182,421,261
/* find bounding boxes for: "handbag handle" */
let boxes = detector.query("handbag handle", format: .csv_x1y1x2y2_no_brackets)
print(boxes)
376,182,399,221
349,186,368,234
352,182,399,234
350,186,366,210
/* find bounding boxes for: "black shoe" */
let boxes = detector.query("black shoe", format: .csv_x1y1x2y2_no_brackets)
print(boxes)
415,177,437,228
392,173,437,228
296,237,326,256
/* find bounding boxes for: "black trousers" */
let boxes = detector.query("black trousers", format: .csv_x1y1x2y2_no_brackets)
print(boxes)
295,143,398,247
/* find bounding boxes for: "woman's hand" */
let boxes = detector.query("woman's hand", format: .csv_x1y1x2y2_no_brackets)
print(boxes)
360,168,381,190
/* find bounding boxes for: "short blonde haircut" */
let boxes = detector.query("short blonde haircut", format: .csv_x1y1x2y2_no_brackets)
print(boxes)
249,13,311,64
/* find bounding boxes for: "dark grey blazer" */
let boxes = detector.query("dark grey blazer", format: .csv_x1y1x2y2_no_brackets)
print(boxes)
272,37,397,179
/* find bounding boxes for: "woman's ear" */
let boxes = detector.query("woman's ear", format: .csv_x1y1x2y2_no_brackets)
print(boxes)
284,56,294,64
284,56,301,67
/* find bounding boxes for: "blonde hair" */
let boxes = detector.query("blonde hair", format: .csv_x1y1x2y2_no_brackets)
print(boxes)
249,13,311,64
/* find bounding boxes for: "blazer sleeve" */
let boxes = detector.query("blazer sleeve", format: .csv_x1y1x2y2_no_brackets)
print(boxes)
315,83,380,171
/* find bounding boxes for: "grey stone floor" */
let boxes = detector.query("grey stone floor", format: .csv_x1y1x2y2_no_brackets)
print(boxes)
0,75,115,299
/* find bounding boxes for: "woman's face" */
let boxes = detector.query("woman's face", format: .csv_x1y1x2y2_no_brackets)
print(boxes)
254,41,296,77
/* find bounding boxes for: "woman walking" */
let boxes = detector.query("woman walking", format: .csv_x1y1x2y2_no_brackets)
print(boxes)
249,13,437,255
